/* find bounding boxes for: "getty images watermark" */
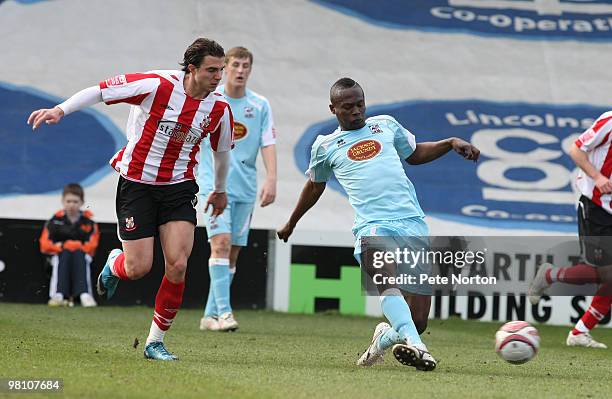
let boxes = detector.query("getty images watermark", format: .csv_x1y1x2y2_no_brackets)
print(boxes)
359,236,608,297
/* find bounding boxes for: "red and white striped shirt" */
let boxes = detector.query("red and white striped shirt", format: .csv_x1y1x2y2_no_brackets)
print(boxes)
100,70,234,185
574,111,612,213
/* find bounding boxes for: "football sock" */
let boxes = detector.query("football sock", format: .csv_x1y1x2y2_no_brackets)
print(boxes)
209,258,232,315
377,327,403,350
380,290,422,346
203,264,237,318
147,276,184,345
571,290,612,335
110,252,129,281
546,263,600,285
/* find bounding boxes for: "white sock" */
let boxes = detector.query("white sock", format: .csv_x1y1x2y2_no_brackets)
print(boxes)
574,320,589,334
146,321,166,346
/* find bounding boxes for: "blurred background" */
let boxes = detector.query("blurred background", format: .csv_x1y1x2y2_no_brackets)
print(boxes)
0,0,611,326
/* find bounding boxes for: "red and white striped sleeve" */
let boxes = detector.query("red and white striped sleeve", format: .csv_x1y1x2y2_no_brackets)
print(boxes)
98,73,161,106
209,103,235,152
575,111,612,152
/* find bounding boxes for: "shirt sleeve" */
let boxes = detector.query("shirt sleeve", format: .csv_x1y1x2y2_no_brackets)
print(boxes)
306,138,333,183
575,112,612,152
209,103,235,152
260,99,277,148
389,117,417,159
98,73,160,106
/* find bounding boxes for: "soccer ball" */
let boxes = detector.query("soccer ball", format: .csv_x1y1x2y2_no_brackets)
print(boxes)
495,321,540,364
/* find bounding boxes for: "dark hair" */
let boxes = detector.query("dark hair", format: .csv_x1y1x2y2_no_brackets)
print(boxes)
225,46,253,65
180,38,225,73
330,77,363,102
63,183,84,201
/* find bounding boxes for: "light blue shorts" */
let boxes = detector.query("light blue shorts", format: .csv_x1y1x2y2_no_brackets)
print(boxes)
203,200,254,246
354,217,432,296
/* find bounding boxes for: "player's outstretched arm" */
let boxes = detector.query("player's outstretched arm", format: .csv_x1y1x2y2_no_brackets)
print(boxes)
27,85,103,130
406,137,480,165
569,143,612,194
277,180,326,242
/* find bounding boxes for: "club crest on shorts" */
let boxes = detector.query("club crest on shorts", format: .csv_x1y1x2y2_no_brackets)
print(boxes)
347,139,382,161
191,195,198,209
125,216,136,232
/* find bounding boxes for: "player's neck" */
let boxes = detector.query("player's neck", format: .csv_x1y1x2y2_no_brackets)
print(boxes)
66,211,80,223
224,83,246,99
183,74,210,100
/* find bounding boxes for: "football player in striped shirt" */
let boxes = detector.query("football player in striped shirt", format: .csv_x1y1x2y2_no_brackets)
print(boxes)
529,111,612,349
28,38,234,361
197,47,277,332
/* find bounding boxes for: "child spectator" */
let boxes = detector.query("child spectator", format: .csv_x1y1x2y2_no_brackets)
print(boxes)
39,183,100,307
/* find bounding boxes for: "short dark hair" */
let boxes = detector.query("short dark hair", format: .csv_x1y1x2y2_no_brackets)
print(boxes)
330,77,363,103
180,38,225,73
62,183,84,201
225,46,253,65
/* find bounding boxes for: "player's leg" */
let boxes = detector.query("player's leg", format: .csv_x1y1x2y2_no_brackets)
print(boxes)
200,200,232,331
357,224,435,370
143,180,199,360
215,202,254,331
208,234,236,331
567,284,610,349
529,197,610,304
97,177,156,299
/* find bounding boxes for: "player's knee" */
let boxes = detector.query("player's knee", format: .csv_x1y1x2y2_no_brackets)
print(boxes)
211,235,231,258
124,257,152,280
166,256,188,274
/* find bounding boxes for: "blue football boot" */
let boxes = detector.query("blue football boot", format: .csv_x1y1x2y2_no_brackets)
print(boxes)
96,249,123,300
144,341,178,361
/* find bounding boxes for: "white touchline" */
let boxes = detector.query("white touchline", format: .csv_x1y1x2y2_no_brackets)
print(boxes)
449,0,612,16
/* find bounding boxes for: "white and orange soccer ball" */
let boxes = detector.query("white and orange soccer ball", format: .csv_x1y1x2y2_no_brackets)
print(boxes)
495,321,540,364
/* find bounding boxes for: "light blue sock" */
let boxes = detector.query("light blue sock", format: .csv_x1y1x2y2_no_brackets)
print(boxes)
377,327,403,351
203,283,217,318
209,258,231,315
229,266,236,285
380,291,422,346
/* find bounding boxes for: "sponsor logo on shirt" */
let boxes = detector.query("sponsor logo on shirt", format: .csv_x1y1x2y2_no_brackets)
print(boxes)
234,121,249,141
347,139,382,161
156,120,203,144
105,75,127,87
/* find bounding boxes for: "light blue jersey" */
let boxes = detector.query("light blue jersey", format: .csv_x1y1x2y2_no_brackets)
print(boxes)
198,85,276,202
307,115,425,234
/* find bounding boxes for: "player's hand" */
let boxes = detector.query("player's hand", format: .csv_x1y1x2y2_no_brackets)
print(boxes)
451,138,480,162
27,107,65,130
205,191,228,218
277,222,294,242
595,174,612,194
63,240,83,252
259,179,276,207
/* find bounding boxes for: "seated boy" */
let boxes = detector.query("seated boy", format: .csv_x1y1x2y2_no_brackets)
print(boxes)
39,183,100,306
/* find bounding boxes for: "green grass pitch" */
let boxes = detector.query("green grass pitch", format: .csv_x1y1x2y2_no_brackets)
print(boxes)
1,303,610,398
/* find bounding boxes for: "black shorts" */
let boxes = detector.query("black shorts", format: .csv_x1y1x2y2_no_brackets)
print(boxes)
577,195,612,267
116,176,199,241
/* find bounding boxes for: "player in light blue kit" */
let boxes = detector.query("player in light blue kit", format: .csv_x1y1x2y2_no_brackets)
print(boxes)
278,78,479,371
198,47,277,332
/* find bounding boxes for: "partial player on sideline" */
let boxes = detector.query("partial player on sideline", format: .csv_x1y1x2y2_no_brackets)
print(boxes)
278,78,479,371
198,46,277,332
529,111,612,349
28,38,234,361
